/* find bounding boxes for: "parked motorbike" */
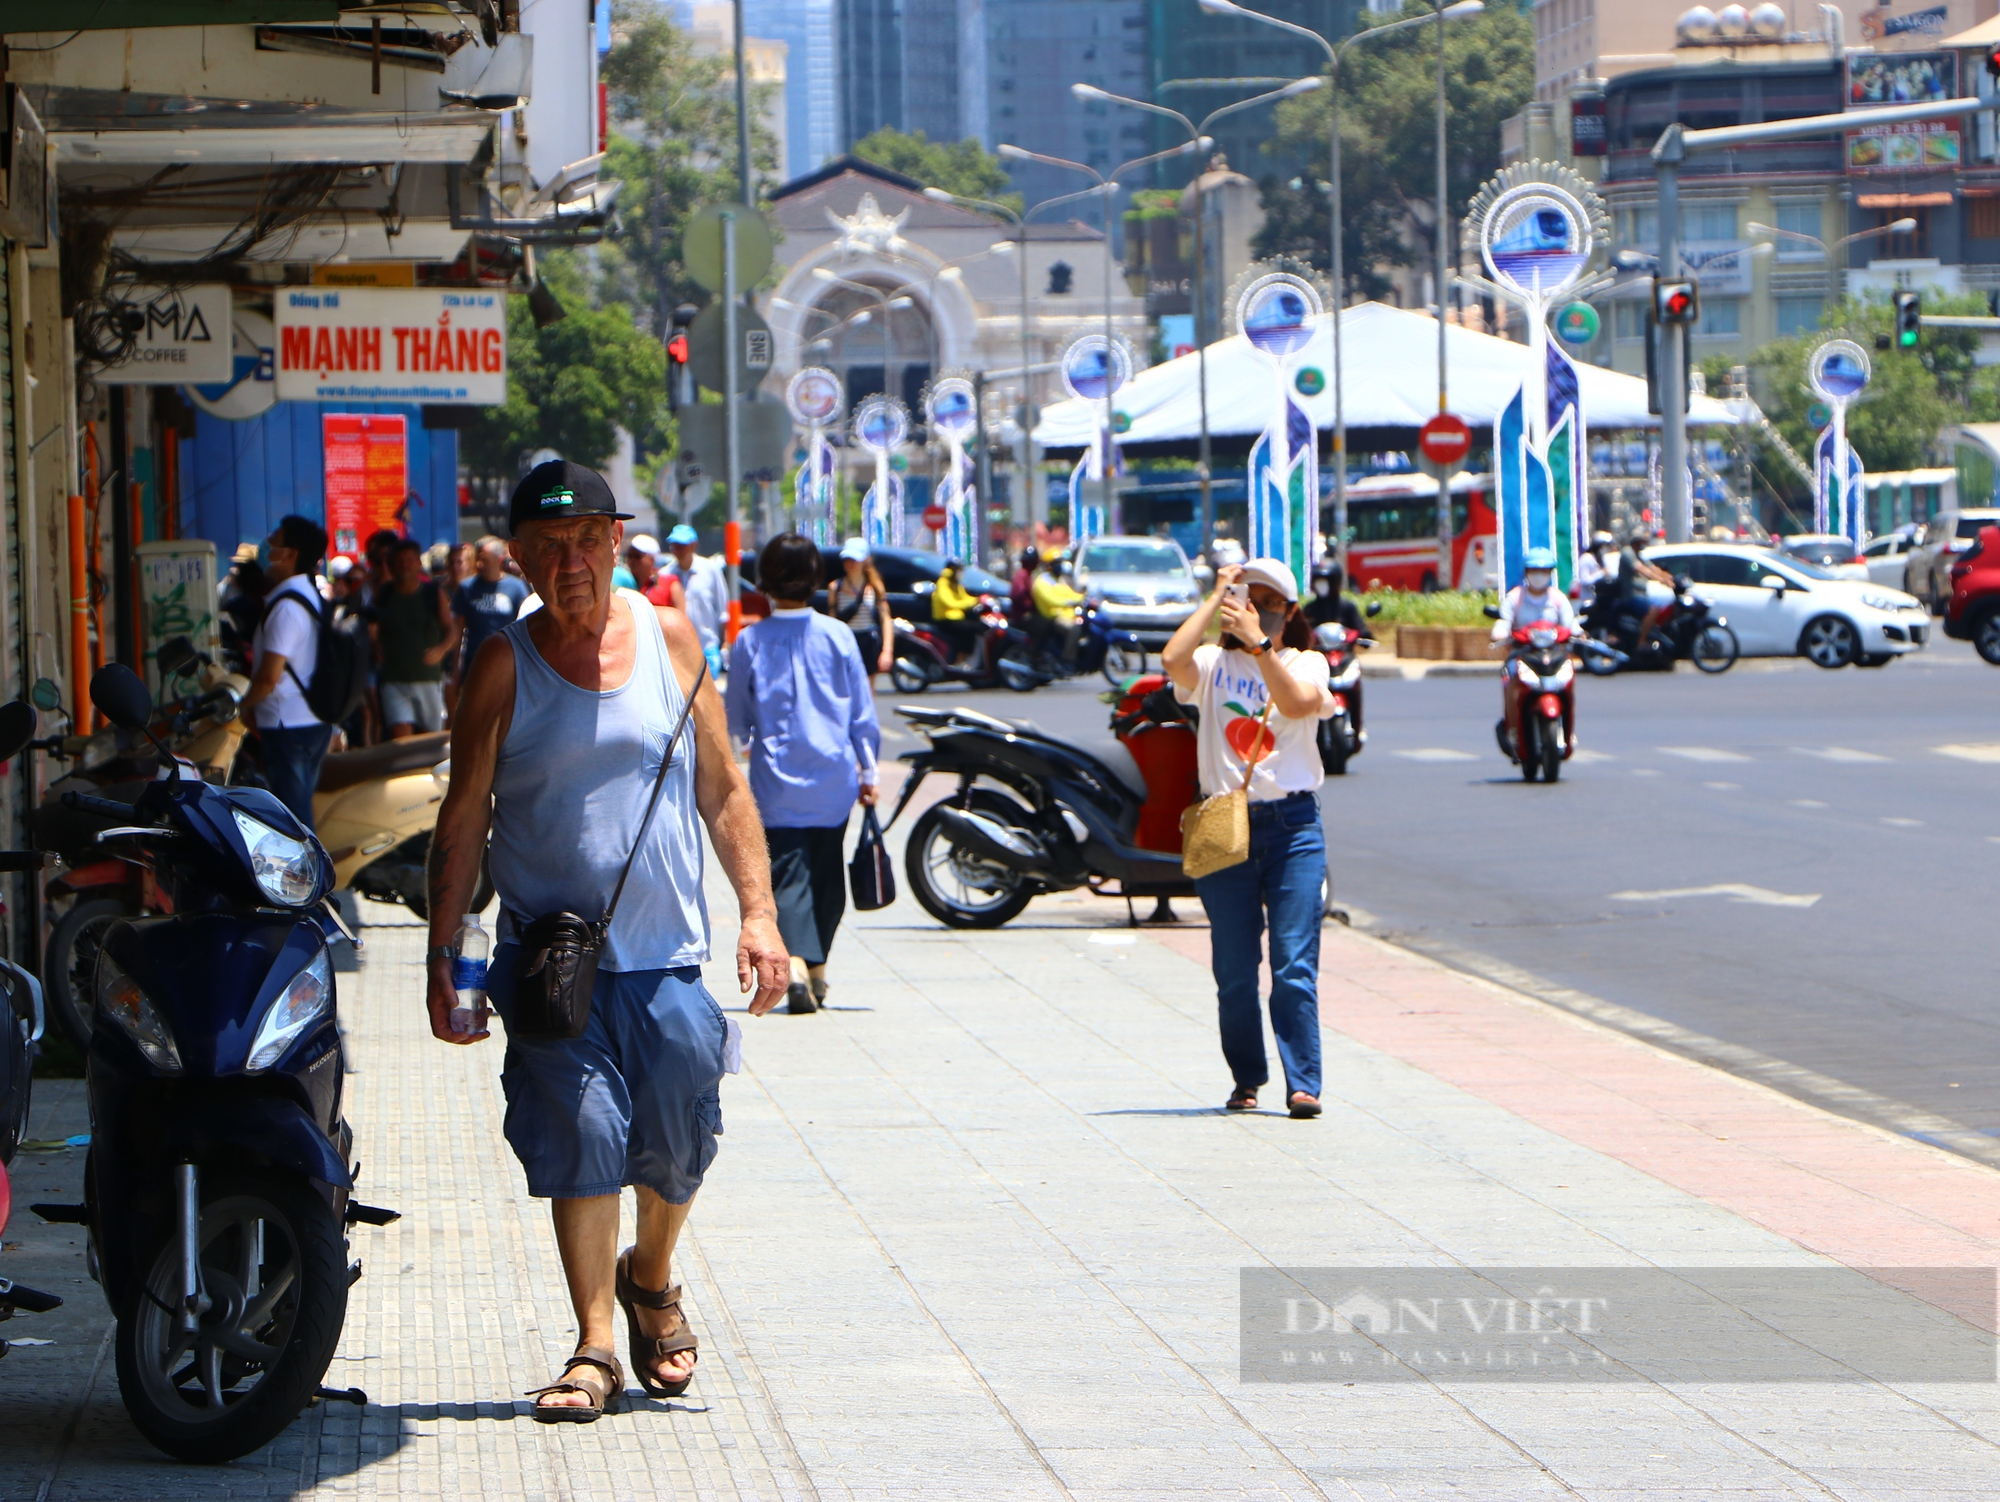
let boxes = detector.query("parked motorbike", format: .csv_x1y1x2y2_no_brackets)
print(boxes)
313,731,489,919
889,596,1048,694
1580,577,1738,674
886,690,1198,928
1312,602,1381,775
36,638,252,1051
32,665,395,1463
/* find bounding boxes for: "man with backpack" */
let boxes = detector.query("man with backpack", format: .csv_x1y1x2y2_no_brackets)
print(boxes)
373,537,461,737
238,515,336,832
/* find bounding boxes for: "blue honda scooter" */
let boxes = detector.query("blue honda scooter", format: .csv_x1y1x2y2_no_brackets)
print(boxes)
35,665,395,1463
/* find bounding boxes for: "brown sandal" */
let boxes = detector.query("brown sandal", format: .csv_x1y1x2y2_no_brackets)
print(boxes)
527,1345,623,1422
1226,1087,1258,1112
616,1248,699,1398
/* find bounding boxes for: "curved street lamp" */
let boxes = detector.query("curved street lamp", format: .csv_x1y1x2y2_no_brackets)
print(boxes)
1198,0,1484,571
1071,74,1321,556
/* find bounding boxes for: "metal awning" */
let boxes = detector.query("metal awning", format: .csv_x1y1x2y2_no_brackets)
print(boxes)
55,110,497,166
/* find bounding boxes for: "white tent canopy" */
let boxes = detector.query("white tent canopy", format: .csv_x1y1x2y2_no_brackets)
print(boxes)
1032,301,1740,449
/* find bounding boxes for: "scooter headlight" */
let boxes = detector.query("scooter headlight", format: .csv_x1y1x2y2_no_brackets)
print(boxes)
246,947,332,1073
232,809,321,906
96,952,181,1072
1513,661,1540,689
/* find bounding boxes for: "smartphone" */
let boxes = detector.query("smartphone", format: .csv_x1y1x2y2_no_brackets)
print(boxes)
1224,582,1249,603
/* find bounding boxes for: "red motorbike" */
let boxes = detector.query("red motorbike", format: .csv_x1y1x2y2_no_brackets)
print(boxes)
1493,620,1580,784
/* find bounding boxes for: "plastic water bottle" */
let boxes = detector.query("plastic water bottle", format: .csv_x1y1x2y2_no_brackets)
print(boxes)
451,914,488,1034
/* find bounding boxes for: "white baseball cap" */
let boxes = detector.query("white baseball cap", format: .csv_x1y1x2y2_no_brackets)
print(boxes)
626,533,661,556
1238,558,1299,603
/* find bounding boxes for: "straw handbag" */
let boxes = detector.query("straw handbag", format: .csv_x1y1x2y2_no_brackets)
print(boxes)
1180,700,1273,879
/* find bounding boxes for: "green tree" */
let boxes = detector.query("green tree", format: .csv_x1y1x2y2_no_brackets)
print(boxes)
1748,292,2000,481
463,253,670,482
850,127,1021,211
595,0,781,338
1256,1,1534,293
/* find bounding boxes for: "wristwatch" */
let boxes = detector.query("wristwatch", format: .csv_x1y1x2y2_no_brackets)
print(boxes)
1253,636,1275,657
428,944,459,963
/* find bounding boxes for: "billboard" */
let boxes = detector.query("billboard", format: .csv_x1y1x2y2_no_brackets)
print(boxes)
275,288,506,404
1846,52,1959,173
323,414,410,559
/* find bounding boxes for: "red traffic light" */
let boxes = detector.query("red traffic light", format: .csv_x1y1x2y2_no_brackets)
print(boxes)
667,334,689,364
1986,43,2000,80
1653,277,1699,326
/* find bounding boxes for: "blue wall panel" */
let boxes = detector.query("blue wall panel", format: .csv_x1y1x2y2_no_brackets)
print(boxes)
185,399,459,556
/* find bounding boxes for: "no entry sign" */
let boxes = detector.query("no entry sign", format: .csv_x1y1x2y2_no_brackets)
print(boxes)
1418,412,1471,468
922,504,948,532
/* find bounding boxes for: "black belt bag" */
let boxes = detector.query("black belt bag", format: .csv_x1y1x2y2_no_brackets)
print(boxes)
505,657,707,1042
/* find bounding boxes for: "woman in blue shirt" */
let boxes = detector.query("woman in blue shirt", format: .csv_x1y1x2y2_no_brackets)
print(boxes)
724,532,881,1013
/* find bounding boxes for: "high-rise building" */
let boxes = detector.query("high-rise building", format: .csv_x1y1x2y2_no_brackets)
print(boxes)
1144,0,1359,194
743,0,842,178
838,0,983,147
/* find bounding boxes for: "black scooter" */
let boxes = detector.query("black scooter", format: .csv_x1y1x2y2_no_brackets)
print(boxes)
1581,576,1739,675
30,666,395,1463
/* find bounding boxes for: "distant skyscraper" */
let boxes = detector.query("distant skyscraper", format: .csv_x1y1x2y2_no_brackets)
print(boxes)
985,0,1148,239
744,0,840,179
837,0,985,151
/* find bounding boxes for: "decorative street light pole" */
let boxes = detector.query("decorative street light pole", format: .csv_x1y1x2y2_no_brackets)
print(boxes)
1070,75,1322,562
1197,0,1483,572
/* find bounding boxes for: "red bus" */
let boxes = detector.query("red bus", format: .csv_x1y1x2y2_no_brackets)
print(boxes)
1337,472,1498,592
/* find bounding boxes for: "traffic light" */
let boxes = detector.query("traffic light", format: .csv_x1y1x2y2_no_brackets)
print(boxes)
1985,43,2000,80
1653,277,1699,327
668,302,699,411
1894,290,1921,350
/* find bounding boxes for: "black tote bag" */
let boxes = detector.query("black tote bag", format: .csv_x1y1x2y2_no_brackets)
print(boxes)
848,805,896,911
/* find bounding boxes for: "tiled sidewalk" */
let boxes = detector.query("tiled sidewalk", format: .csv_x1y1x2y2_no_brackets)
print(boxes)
4,865,1998,1498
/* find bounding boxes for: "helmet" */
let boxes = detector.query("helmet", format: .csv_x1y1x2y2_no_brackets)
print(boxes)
1041,545,1065,563
1522,547,1557,571
1590,530,1615,551
1211,539,1246,568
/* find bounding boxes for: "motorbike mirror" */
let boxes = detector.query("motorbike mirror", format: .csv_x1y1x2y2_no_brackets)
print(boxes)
1482,604,1502,620
0,700,34,763
1760,574,1787,591
89,663,155,733
1672,574,1693,594
155,635,199,678
1365,600,1382,617
1310,623,1343,651
28,677,62,713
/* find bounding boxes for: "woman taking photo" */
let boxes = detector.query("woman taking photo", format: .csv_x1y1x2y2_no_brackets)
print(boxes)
826,537,894,678
1162,559,1335,1120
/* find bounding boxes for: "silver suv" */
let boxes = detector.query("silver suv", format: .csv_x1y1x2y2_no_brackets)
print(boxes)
1904,509,2000,612
1071,535,1200,646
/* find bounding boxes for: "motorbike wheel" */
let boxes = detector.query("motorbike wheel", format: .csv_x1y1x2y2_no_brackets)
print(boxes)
114,1170,347,1464
998,656,1041,692
890,657,931,694
1581,644,1620,677
1691,623,1739,674
905,792,1038,929
1318,718,1351,776
403,845,494,923
1101,642,1147,686
1540,724,1563,783
1518,719,1541,782
46,896,134,1052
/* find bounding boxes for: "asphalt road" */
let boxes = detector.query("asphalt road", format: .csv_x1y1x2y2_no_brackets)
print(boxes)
873,640,2000,1163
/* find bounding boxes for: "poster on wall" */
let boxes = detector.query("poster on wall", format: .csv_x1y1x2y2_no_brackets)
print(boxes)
276,288,506,404
324,414,409,559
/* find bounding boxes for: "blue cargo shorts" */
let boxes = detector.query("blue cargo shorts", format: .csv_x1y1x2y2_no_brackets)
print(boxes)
488,943,728,1203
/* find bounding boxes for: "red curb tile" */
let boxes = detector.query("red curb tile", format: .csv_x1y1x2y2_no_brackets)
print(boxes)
1147,922,2000,1324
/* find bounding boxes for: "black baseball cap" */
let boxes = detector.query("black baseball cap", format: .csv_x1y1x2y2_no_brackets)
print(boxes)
508,459,634,535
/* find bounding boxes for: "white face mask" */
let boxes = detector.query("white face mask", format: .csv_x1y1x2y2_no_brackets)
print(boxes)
1524,570,1553,593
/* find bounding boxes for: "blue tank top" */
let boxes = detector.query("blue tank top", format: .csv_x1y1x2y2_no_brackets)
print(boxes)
489,590,708,971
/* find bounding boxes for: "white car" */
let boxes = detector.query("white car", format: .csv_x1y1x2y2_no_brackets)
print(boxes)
1645,544,1931,667
1860,526,1923,588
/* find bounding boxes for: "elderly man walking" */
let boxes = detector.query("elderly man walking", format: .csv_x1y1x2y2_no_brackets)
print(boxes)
426,460,788,1421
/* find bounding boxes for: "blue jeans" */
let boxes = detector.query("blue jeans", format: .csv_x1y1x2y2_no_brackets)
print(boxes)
259,723,331,833
1193,791,1325,1100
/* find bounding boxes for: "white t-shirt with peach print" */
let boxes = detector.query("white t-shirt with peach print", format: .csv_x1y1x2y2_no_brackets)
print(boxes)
1175,643,1334,801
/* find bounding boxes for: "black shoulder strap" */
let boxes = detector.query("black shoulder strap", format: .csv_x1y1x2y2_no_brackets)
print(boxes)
602,651,707,927
266,588,324,696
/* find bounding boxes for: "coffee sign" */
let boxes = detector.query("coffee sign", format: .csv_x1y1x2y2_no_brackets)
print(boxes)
95,284,233,384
